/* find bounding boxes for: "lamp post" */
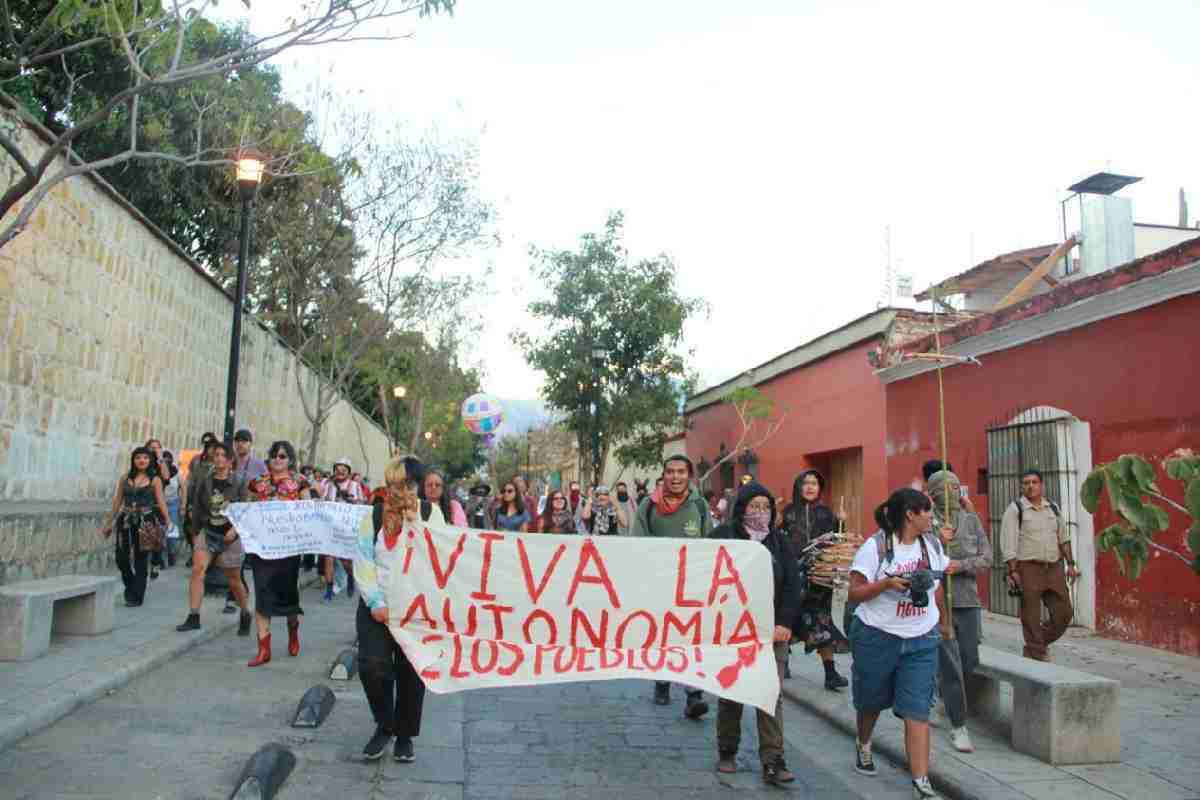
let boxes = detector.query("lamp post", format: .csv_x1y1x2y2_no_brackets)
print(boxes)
390,385,407,454
222,152,265,444
590,347,608,486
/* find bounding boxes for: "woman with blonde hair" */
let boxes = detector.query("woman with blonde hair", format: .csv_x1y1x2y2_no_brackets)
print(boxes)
354,456,432,764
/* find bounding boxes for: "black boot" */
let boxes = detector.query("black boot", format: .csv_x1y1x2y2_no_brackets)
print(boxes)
684,691,709,719
823,659,848,690
238,610,252,636
176,612,201,632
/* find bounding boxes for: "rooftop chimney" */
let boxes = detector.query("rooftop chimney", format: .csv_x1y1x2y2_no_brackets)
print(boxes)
1067,172,1140,277
1181,188,1190,228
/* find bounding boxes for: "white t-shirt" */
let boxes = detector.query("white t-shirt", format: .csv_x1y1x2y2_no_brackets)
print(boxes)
851,533,949,638
324,479,364,503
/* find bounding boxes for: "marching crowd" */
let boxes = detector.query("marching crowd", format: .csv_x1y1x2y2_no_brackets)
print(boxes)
101,431,1079,800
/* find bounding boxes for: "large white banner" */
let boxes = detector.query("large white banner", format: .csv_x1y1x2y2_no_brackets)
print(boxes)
225,501,371,560
386,523,780,713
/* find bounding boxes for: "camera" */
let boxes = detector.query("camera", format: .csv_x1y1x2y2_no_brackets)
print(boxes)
906,569,937,608
1007,575,1023,598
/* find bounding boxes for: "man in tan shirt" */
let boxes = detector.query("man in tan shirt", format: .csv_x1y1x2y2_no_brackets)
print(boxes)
999,469,1081,661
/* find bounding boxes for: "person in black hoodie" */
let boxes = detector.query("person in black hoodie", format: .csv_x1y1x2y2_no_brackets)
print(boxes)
710,481,802,786
782,469,850,690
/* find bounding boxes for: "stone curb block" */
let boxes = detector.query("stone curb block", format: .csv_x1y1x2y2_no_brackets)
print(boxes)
780,684,974,800
0,573,324,753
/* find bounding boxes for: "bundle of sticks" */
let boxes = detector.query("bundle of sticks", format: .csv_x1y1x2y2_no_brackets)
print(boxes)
799,531,865,589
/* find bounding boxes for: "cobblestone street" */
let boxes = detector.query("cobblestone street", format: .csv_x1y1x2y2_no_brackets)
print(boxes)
0,576,915,799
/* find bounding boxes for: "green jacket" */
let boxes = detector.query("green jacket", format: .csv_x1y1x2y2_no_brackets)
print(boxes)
632,489,711,538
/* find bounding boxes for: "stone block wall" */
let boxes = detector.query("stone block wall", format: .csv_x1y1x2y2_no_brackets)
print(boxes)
0,121,392,584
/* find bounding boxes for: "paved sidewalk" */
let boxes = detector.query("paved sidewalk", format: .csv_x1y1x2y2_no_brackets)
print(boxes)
781,612,1200,800
0,561,321,752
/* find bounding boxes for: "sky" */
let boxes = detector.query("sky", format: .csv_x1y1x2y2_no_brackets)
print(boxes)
225,0,1200,400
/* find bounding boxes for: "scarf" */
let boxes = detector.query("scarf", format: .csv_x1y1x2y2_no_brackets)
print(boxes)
744,510,771,542
547,509,574,533
591,504,615,535
653,485,688,517
569,489,581,512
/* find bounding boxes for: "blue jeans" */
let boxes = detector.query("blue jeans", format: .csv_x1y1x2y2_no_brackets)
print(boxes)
850,617,940,721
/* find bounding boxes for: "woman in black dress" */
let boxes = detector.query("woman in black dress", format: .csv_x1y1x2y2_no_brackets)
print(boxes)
243,441,315,667
102,447,170,606
782,469,850,690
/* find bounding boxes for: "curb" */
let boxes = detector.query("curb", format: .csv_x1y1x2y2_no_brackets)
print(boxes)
780,684,974,800
0,613,239,753
0,572,325,753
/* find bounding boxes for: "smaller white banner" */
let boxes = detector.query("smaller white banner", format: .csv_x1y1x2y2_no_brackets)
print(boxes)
225,501,370,560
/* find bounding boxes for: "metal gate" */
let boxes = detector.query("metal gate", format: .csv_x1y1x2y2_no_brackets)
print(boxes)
985,407,1078,617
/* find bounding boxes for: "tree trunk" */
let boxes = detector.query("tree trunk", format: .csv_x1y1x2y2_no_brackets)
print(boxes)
408,396,425,453
378,383,393,454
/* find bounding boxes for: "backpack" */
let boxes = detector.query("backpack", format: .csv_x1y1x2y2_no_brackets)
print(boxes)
869,529,944,578
1012,499,1060,530
640,494,707,536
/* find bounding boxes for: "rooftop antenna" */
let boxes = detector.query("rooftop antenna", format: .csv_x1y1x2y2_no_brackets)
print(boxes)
878,225,893,309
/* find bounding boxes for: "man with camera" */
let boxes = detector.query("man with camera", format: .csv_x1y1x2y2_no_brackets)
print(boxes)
1000,469,1080,662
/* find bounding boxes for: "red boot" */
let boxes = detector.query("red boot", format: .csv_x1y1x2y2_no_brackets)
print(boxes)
287,620,300,657
248,633,271,667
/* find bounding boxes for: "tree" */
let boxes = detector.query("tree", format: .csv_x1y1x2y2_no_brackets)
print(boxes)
263,115,492,462
0,0,455,251
513,212,705,486
1080,449,1200,580
694,385,789,487
487,433,528,487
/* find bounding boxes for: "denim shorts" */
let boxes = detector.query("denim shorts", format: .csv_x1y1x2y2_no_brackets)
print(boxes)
850,617,940,721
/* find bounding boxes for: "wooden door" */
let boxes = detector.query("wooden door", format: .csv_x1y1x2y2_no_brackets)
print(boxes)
826,448,864,534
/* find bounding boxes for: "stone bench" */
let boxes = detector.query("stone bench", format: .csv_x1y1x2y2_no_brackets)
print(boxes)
0,575,119,661
965,644,1120,765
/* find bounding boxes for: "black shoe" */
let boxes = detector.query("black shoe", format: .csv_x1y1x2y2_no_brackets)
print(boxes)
684,692,709,720
653,683,670,705
362,726,391,761
238,610,252,636
784,662,792,679
125,599,143,607
176,613,201,632
825,670,849,691
393,735,415,762
223,601,238,614
762,756,795,785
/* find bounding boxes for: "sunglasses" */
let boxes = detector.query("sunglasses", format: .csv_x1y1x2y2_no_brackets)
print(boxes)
271,453,289,460
503,488,516,494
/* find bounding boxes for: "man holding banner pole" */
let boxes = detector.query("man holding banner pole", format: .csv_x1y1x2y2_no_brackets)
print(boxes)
633,454,713,717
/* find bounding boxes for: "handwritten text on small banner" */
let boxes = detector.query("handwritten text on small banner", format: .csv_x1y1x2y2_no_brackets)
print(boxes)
225,501,370,561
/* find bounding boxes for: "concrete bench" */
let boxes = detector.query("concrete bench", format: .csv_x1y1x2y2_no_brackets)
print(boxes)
0,575,119,661
965,644,1120,765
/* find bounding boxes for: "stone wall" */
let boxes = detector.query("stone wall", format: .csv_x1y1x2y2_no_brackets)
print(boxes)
0,121,392,584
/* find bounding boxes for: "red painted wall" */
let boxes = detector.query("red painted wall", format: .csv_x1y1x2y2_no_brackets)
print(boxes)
686,339,890,530
884,293,1200,656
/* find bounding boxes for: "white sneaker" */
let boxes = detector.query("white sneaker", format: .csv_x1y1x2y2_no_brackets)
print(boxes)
950,726,974,753
912,776,942,799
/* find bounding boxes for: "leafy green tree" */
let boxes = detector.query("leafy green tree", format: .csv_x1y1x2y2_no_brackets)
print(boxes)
1080,449,1200,579
513,212,705,485
0,0,455,251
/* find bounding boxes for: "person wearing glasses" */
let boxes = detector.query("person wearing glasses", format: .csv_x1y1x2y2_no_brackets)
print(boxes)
579,485,625,535
242,441,315,667
493,480,530,532
538,489,577,533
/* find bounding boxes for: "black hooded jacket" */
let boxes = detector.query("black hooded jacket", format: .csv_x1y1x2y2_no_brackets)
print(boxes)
709,481,803,629
782,469,838,553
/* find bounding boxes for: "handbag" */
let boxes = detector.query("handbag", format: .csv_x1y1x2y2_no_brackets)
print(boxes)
137,515,165,552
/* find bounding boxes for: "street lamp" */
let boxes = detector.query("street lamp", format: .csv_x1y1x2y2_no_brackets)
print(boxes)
222,150,265,444
590,347,608,486
393,385,407,399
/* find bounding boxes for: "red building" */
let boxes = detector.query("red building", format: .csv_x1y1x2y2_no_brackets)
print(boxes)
878,234,1200,656
684,308,972,534
685,199,1200,654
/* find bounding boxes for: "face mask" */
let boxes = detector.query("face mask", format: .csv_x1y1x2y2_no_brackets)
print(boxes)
570,489,580,502
617,491,628,501
744,509,772,542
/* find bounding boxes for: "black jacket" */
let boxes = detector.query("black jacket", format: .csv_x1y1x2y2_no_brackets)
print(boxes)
709,482,803,630
782,469,838,553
